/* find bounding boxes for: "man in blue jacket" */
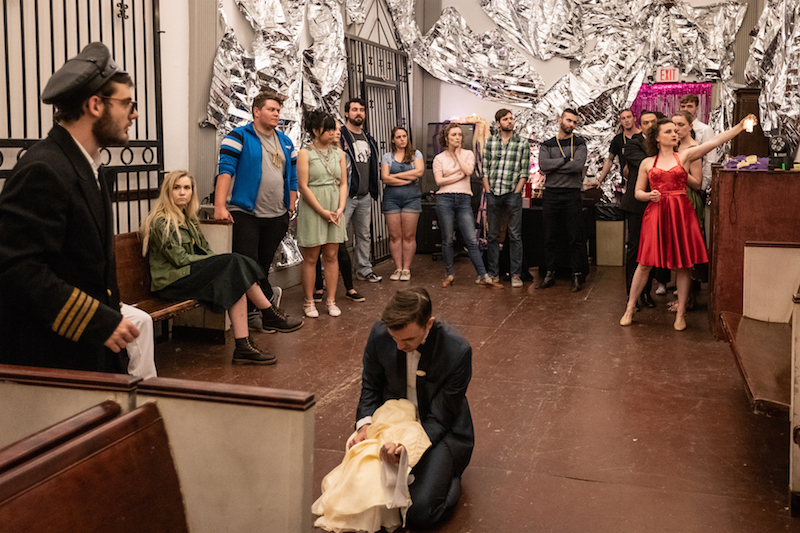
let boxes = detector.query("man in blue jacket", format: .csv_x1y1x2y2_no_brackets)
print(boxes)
215,90,303,333
340,98,382,283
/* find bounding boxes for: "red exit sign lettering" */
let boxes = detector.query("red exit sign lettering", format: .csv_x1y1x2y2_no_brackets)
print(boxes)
657,68,679,83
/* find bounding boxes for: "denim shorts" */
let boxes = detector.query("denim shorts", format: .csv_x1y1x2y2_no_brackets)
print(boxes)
382,183,422,214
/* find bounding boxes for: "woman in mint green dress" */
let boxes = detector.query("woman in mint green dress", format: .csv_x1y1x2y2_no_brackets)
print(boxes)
297,111,348,318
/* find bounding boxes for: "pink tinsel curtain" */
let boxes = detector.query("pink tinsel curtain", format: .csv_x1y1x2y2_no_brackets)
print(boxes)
631,83,713,126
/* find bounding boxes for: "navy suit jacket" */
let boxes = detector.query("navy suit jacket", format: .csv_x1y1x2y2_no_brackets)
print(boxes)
357,320,474,476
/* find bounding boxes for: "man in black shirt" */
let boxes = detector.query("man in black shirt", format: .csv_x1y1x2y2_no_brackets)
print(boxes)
594,108,640,187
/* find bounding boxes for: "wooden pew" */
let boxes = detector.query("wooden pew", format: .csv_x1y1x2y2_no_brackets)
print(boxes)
0,402,189,533
115,231,200,322
0,364,139,448
720,242,800,416
0,400,120,475
137,377,315,533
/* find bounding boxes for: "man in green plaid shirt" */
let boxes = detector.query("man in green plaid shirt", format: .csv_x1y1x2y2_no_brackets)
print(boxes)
481,109,531,288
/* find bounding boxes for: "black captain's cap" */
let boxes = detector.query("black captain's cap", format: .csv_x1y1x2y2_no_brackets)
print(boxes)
41,42,126,105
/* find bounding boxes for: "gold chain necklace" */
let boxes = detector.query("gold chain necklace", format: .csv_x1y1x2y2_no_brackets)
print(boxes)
260,131,282,166
556,136,574,160
311,143,336,176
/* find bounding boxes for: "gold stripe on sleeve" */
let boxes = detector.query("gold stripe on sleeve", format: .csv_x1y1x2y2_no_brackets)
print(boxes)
52,288,80,334
57,291,86,337
66,295,94,341
72,299,99,341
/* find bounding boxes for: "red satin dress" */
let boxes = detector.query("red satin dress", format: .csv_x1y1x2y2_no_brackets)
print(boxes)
637,153,709,269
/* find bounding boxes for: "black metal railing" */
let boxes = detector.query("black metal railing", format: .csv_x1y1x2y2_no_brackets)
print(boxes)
0,0,163,234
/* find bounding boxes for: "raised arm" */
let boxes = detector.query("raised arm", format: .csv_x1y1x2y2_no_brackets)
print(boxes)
682,114,756,166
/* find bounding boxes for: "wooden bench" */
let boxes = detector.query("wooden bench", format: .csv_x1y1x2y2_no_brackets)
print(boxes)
0,400,120,475
115,231,200,322
0,364,139,448
720,242,800,416
137,377,315,533
0,402,189,533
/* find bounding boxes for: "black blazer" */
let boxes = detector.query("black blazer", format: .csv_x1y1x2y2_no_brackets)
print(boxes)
0,125,124,372
357,320,474,476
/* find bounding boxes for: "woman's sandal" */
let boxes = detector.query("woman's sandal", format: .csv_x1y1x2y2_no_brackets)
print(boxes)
303,299,319,318
441,275,455,288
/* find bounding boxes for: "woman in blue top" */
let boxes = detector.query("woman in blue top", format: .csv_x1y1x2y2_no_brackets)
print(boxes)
381,127,424,281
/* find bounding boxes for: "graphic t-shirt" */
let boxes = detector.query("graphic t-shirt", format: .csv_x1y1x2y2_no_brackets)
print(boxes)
350,132,371,198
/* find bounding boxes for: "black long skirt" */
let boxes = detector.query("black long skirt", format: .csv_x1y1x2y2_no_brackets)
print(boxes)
157,253,265,313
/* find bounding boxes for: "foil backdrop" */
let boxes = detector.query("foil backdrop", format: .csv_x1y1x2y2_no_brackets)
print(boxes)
303,0,348,114
205,0,306,143
386,0,746,202
745,0,800,145
345,0,367,24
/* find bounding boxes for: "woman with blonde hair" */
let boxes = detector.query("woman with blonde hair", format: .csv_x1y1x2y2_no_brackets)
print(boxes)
141,170,302,365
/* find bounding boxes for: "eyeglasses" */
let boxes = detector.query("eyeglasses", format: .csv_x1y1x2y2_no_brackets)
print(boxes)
99,96,137,113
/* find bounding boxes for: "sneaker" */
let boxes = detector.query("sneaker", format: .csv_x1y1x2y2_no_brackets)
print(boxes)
269,286,282,309
478,274,504,289
303,299,319,318
655,283,667,296
232,337,276,365
489,275,500,284
511,275,523,288
345,290,366,302
356,272,382,283
313,290,324,303
261,306,304,333
389,269,402,281
327,300,342,317
248,311,276,333
399,269,411,281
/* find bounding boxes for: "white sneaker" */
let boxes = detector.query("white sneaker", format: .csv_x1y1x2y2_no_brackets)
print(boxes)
269,286,282,308
655,283,666,296
399,270,411,281
511,275,523,288
390,269,402,281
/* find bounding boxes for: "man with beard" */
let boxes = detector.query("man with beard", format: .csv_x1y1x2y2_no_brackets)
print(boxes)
0,42,141,373
340,98,382,283
537,108,588,292
481,109,530,288
595,108,641,186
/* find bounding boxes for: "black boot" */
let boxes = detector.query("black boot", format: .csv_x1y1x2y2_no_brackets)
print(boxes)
571,273,583,292
538,271,556,289
232,337,276,365
261,306,304,333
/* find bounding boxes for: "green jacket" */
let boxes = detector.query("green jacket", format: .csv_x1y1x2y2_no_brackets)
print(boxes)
148,218,214,291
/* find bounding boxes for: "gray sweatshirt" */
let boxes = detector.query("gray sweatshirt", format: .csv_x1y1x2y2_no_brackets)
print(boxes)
538,135,587,189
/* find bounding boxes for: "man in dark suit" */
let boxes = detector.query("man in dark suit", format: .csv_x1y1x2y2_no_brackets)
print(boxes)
349,288,474,528
0,42,140,372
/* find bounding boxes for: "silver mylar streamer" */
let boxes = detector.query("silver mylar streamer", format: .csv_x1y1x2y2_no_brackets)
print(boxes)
345,0,367,25
479,0,584,61
303,0,348,114
235,0,286,28
745,0,800,145
385,3,545,105
205,0,306,144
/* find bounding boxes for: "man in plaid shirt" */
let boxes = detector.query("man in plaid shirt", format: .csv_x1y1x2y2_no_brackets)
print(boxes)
481,109,531,288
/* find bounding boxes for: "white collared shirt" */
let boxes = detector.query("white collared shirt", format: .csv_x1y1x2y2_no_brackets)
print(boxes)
71,133,103,188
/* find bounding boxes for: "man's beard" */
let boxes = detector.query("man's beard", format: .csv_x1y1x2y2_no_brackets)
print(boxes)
561,125,574,135
501,124,514,132
349,116,364,126
92,107,128,147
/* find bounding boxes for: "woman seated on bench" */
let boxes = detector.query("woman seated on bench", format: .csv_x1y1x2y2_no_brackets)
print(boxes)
140,170,302,365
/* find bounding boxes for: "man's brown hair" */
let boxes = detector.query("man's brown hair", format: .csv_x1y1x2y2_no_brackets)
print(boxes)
680,94,699,106
253,89,284,112
382,288,432,330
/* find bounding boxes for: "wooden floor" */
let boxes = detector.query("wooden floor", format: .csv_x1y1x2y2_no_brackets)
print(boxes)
155,256,796,533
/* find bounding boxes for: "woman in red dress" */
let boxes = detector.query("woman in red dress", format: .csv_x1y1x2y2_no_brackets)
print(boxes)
620,114,756,331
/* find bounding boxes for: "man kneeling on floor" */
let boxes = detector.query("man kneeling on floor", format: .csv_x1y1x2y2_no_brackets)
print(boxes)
314,288,474,530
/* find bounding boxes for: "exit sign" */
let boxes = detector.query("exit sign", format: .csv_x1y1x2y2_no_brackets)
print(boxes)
657,68,680,83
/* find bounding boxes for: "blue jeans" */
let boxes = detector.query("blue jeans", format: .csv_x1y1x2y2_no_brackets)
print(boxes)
343,195,374,277
486,191,523,277
435,193,487,278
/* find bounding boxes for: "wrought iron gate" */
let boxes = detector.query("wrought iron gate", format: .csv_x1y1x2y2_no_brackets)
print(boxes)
345,35,410,264
0,0,163,234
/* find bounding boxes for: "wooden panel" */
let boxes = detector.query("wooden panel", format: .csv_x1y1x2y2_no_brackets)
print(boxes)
731,88,770,157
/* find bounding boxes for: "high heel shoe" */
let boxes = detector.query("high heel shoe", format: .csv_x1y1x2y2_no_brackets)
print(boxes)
674,315,687,331
619,306,636,326
442,275,455,288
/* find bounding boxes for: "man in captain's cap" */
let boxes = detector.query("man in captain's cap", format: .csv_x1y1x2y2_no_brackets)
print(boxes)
0,42,142,373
